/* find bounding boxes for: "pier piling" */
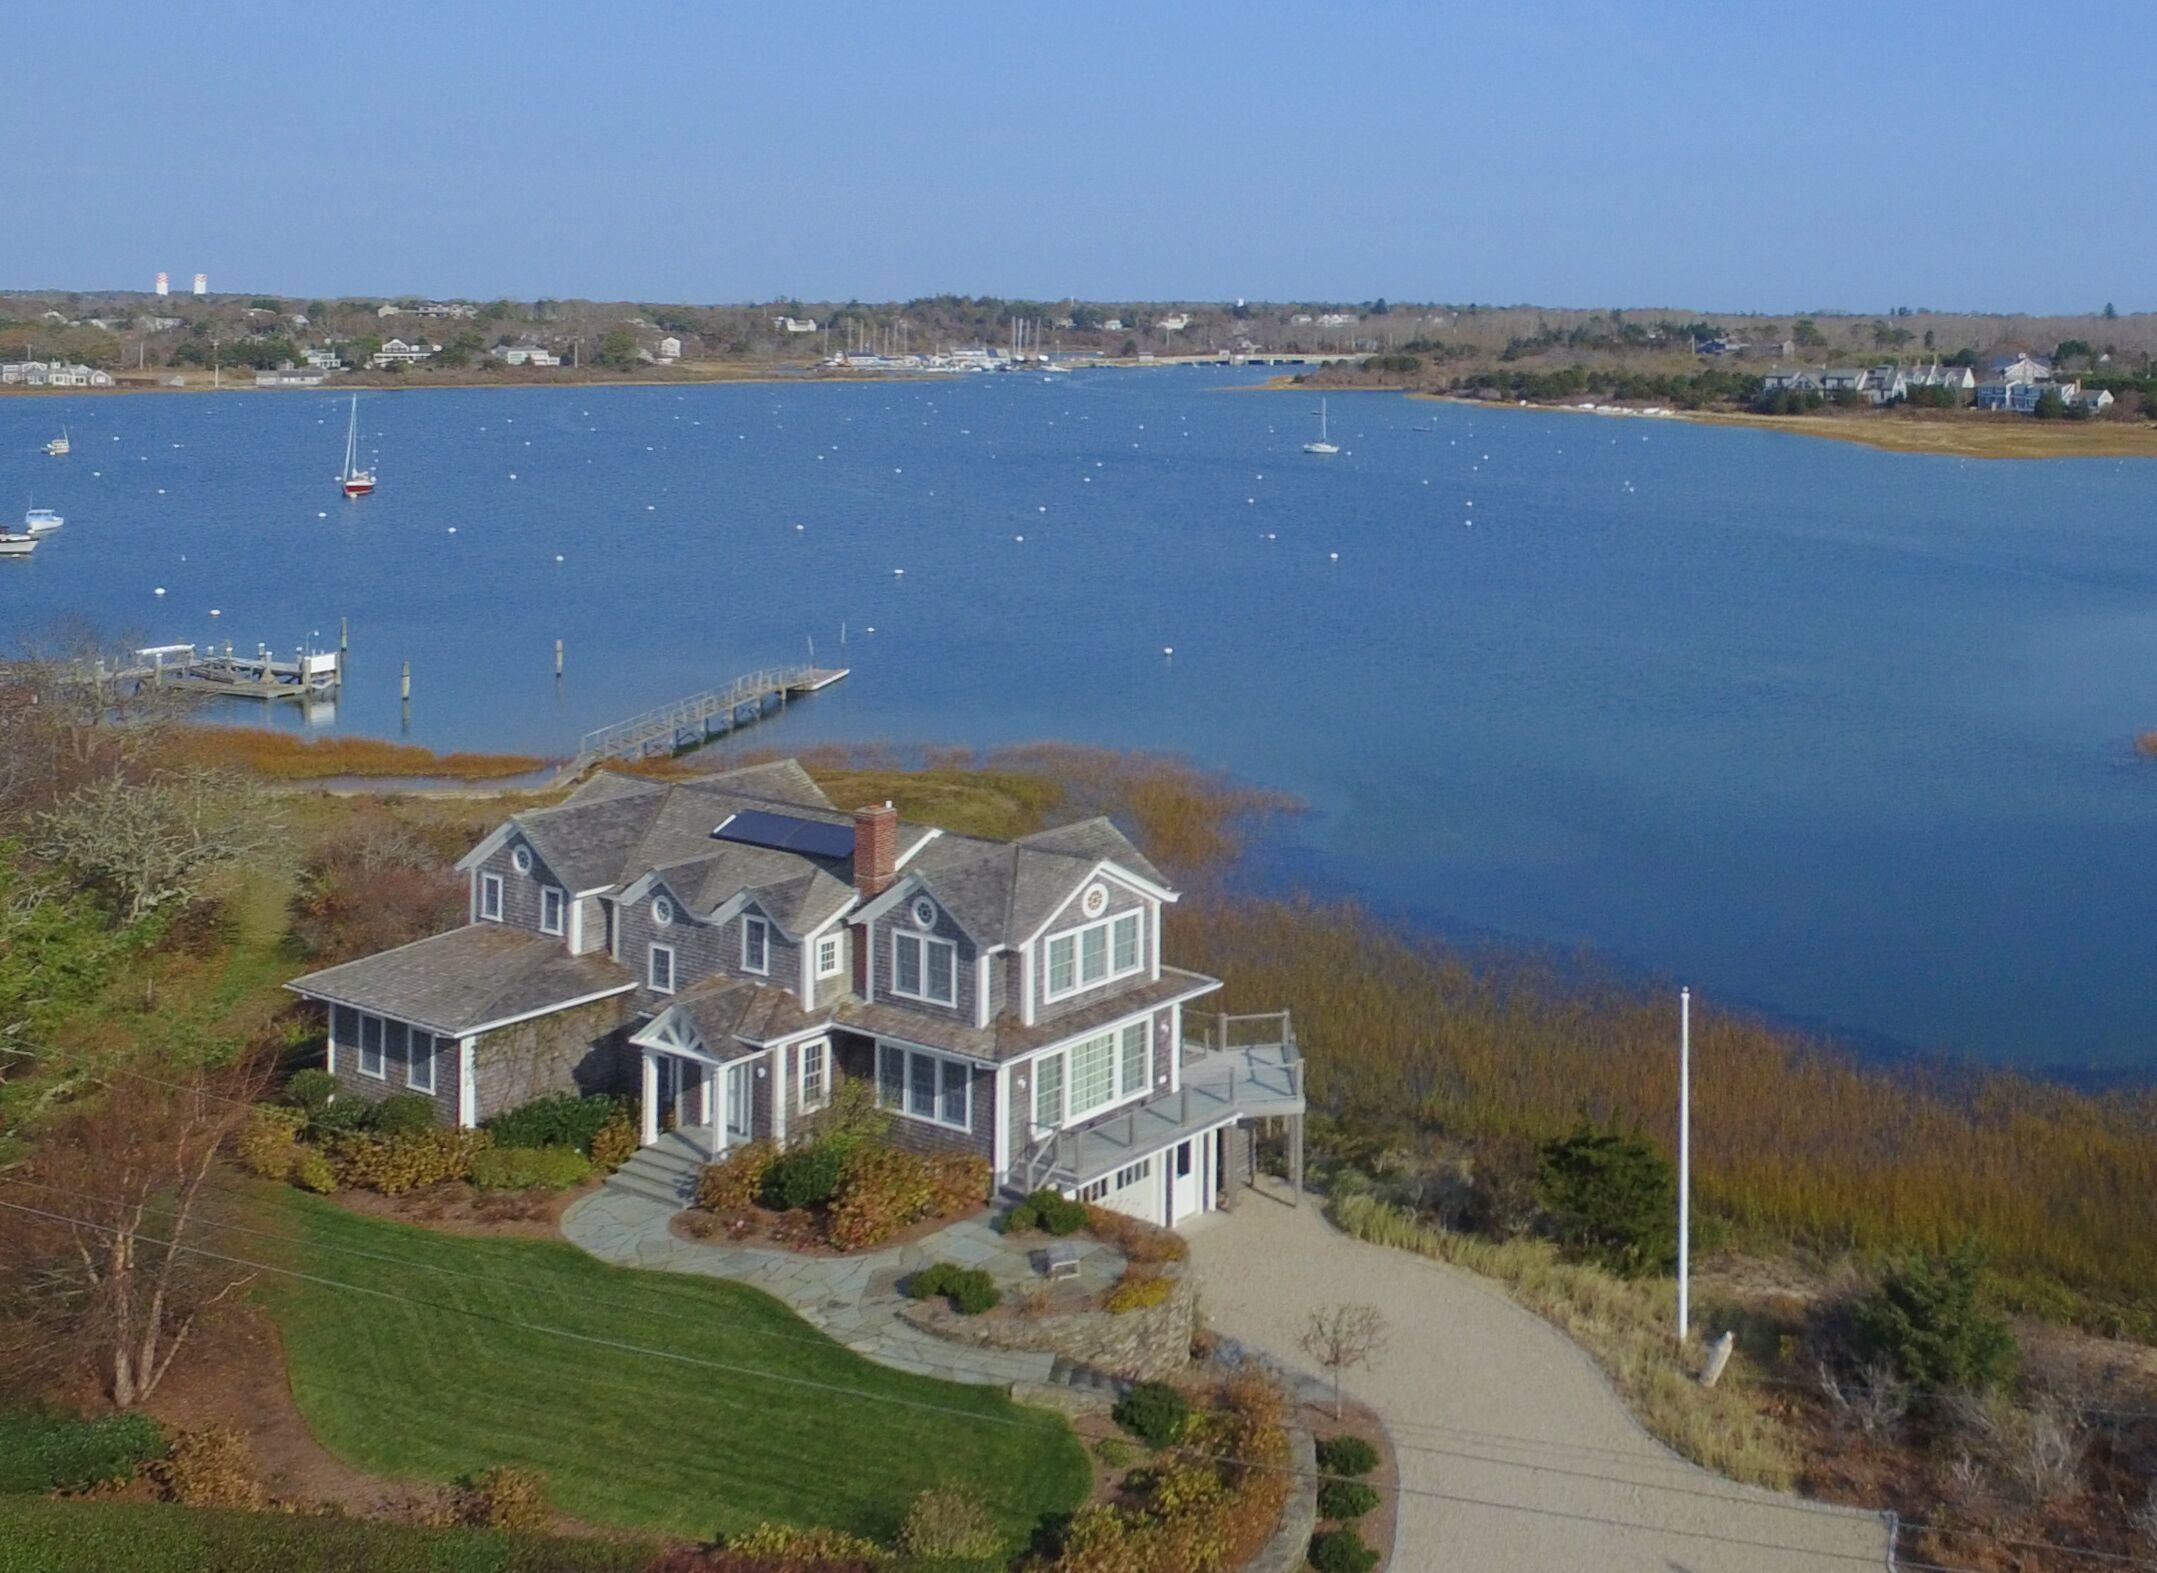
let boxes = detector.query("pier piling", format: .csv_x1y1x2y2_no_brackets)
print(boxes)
339,616,348,652
554,639,564,677
400,661,411,702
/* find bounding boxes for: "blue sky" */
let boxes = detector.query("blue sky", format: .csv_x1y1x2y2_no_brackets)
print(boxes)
6,1,2144,312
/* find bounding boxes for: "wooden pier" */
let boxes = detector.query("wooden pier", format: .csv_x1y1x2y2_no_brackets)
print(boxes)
569,664,848,773
109,643,343,701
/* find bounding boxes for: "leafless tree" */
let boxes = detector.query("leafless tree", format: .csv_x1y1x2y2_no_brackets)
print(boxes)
34,767,280,923
0,1055,269,1407
0,624,181,816
1816,1357,1910,1438
1299,1303,1389,1420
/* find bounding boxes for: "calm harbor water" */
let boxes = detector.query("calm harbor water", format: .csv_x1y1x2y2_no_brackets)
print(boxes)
4,371,2153,1078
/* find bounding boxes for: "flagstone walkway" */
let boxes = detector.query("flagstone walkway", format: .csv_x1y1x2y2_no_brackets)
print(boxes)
560,1178,1122,1387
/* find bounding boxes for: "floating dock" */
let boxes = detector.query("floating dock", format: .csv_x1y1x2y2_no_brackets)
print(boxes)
569,664,849,773
111,642,343,701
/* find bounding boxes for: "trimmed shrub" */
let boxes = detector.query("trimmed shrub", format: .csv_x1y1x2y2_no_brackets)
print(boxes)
906,1262,1001,1315
926,1151,992,1218
723,1522,888,1561
695,1141,777,1213
233,1105,304,1181
758,1142,849,1212
149,1428,263,1509
1315,1434,1380,1478
281,1068,339,1121
1003,1188,1088,1236
308,1099,373,1137
1112,1381,1190,1448
327,1128,490,1194
588,1110,638,1172
485,1093,627,1156
1092,1436,1138,1469
1104,1268,1178,1315
1309,1525,1379,1573
897,1484,1002,1558
451,1464,550,1531
472,1145,593,1192
0,1408,165,1494
288,1145,338,1194
369,1093,440,1137
1317,1478,1381,1520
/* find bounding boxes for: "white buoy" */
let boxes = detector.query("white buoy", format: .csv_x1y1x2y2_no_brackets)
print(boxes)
555,554,565,563
317,511,327,518
893,567,904,576
447,526,457,534
1163,646,1174,656
209,608,221,617
795,523,805,531
1015,534,1025,542
510,472,518,480
1329,552,1339,561
153,587,165,596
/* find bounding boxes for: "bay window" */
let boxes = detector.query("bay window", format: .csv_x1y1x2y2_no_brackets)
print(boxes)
1042,910,1144,1001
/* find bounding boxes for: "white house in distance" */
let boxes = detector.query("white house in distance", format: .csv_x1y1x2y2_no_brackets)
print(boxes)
772,316,818,334
370,338,440,367
656,336,682,363
494,343,562,367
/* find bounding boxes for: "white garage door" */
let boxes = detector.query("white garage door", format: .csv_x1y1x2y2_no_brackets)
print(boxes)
1084,1156,1159,1223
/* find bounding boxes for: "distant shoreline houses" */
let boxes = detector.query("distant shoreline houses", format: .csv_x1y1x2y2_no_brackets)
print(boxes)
0,360,115,388
1761,354,2112,415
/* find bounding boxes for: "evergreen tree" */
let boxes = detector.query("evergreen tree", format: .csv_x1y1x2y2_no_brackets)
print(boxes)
1536,1123,1676,1277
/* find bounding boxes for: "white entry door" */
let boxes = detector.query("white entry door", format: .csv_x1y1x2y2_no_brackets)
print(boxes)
1169,1138,1202,1223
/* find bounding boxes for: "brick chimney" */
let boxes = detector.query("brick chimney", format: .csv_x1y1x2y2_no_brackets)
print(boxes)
853,801,898,900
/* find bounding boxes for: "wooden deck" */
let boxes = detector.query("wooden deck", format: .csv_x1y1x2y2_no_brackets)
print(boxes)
100,643,343,701
568,664,849,773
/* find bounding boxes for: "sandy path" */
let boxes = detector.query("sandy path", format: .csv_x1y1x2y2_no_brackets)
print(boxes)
1184,1186,1891,1573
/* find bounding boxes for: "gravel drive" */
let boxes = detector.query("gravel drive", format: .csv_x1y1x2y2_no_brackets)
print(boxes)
1185,1184,1892,1572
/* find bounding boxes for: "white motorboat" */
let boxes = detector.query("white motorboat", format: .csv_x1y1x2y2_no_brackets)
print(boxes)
23,506,63,534
0,530,39,556
44,427,70,456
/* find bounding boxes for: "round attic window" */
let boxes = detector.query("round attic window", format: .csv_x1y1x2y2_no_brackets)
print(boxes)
653,895,675,927
910,896,938,930
511,845,533,875
1081,882,1109,918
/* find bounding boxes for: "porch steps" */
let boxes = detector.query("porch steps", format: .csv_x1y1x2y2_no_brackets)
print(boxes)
1046,1355,1132,1400
603,1131,707,1209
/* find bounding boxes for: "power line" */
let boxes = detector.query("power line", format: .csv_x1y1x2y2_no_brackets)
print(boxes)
0,1193,1976,1572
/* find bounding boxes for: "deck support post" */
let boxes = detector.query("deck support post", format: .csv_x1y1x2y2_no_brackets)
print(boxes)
1289,1113,1304,1206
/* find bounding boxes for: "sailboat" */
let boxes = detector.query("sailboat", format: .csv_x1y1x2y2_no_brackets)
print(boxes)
339,394,376,498
1302,399,1339,455
43,427,70,456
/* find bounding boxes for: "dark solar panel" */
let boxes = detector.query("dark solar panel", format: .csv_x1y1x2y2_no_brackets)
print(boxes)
714,809,856,860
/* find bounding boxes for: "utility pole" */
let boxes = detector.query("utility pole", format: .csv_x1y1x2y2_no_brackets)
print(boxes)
1677,986,1691,1346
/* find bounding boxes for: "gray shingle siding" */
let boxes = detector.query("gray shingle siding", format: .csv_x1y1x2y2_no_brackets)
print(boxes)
476,833,569,935
470,995,636,1124
325,1005,458,1124
801,927,848,1013
616,889,803,1012
836,1030,994,1162
867,902,978,1023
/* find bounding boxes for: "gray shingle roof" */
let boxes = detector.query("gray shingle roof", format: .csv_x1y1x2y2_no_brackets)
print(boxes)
285,924,634,1036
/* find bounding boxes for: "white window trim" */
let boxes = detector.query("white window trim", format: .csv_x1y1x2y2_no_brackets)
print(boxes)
479,872,504,923
1041,910,1144,1003
742,914,770,976
815,933,844,979
358,1013,387,1080
649,942,676,995
540,885,566,937
875,1041,970,1131
891,929,958,1006
798,1037,830,1114
407,1028,436,1094
1027,1018,1153,1132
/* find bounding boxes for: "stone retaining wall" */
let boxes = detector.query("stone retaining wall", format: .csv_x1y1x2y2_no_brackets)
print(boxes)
902,1269,1197,1380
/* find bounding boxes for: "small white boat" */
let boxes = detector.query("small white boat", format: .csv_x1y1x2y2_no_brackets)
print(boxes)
0,530,38,556
339,394,376,498
23,506,63,534
44,427,70,456
1303,399,1340,455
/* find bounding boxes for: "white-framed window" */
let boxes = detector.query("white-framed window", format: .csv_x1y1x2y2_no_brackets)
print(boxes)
511,845,533,875
1116,1158,1151,1190
1029,1018,1153,1129
1078,1175,1110,1203
892,930,957,1006
407,1029,435,1093
649,943,675,994
652,894,675,927
479,872,503,922
799,1038,829,1112
875,1042,969,1130
910,895,938,929
540,886,566,936
1042,909,1143,1001
742,914,770,975
815,932,844,979
359,1013,385,1079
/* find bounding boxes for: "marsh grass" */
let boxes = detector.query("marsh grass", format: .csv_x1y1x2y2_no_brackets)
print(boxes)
170,728,545,782
1174,898,2157,1335
1329,1189,1797,1488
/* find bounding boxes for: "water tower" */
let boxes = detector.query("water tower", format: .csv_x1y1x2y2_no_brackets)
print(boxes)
192,272,207,296
154,271,169,296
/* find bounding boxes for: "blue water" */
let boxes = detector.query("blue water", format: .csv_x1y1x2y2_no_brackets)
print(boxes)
4,371,2153,1077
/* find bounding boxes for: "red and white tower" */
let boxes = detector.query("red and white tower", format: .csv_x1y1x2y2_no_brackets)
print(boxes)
191,272,207,296
154,271,169,296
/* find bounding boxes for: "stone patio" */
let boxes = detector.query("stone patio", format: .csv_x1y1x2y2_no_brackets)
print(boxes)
560,1178,1124,1387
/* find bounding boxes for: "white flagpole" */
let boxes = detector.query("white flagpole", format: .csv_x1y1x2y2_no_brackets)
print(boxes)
1677,985,1691,1346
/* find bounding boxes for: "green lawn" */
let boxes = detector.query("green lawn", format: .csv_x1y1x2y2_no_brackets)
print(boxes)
253,1189,1089,1547
0,1497,653,1573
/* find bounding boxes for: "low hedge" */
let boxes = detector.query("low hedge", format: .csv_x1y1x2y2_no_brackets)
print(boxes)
1314,1434,1379,1478
1316,1478,1380,1521
325,1128,492,1194
758,1142,851,1211
369,1094,439,1137
1110,1381,1189,1448
906,1262,1001,1315
696,1141,778,1212
1002,1189,1088,1236
1103,1269,1178,1315
0,1496,653,1572
1308,1524,1379,1572
0,1408,165,1494
484,1094,628,1157
471,1145,593,1192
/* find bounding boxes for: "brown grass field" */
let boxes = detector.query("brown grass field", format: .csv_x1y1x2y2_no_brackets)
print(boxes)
168,726,547,781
